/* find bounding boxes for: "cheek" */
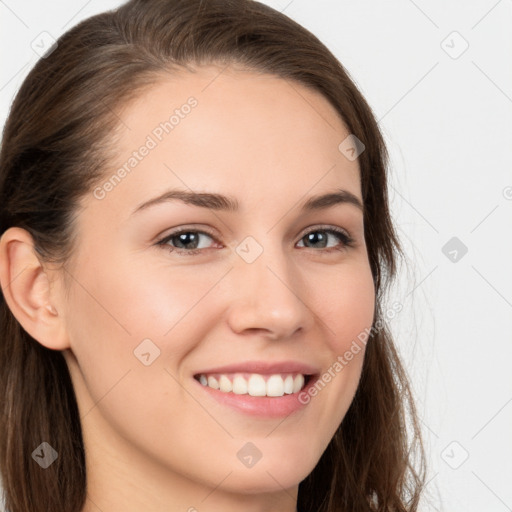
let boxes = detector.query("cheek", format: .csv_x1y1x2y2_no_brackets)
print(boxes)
68,251,213,349
63,250,231,415
303,261,375,426
317,261,376,355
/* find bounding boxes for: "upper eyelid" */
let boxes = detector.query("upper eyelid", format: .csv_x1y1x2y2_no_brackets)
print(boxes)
158,223,351,236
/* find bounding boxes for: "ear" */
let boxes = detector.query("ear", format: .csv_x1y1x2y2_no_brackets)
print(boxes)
0,227,70,350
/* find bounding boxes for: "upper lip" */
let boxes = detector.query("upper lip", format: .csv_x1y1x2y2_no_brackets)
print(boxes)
194,360,320,376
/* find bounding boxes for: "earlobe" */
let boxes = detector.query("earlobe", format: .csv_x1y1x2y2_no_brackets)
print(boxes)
0,227,70,351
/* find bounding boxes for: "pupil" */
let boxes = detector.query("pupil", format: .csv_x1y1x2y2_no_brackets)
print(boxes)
307,232,326,248
178,232,198,249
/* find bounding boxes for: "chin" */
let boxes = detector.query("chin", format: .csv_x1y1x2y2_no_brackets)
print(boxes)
206,449,319,495
222,468,311,495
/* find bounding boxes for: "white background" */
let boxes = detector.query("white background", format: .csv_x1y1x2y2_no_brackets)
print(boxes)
1,1,511,511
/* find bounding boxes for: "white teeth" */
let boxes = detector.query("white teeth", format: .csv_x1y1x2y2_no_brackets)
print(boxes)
197,372,308,397
232,375,248,395
293,374,304,393
248,374,266,396
207,375,219,390
266,374,285,397
284,375,294,394
219,375,232,393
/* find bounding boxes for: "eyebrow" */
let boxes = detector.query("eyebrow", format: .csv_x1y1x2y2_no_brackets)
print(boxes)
131,187,364,216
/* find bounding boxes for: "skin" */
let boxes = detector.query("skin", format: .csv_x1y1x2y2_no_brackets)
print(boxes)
0,65,375,512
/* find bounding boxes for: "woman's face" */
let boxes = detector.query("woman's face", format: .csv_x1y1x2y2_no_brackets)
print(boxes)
59,65,375,498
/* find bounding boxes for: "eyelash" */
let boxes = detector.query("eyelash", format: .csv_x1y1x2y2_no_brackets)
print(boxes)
155,225,355,256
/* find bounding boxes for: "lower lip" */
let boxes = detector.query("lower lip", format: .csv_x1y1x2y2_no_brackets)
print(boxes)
193,375,318,418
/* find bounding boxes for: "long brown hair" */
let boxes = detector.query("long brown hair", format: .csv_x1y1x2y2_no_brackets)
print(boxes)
0,0,426,510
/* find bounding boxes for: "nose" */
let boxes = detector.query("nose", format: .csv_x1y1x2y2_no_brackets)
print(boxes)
226,243,314,341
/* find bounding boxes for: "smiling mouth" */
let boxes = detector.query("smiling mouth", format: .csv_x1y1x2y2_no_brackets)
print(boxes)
193,372,313,397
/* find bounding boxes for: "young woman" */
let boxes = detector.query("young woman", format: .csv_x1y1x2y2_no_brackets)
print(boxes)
0,1,426,511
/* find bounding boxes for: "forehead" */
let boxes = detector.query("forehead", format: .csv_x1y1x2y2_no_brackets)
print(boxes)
89,65,361,220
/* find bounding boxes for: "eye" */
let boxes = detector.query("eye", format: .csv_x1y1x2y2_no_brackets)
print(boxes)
155,225,354,256
297,226,354,252
156,228,219,256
